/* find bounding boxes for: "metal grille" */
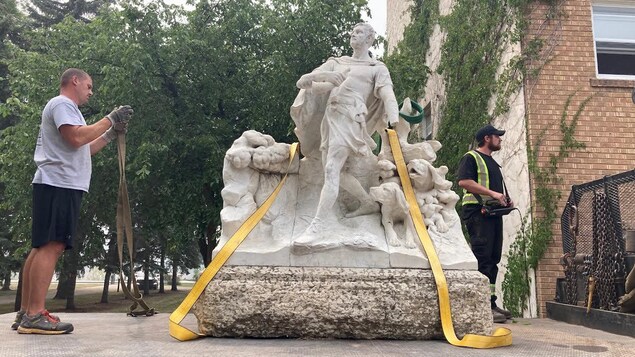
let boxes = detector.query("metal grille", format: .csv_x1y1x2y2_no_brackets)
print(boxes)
559,169,635,310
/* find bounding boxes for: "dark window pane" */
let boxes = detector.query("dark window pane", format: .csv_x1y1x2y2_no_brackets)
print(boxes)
597,52,635,75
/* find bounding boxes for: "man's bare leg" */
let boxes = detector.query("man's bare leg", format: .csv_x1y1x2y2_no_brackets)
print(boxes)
25,242,65,316
20,249,37,311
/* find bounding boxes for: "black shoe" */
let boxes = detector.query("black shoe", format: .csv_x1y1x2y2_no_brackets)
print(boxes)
493,306,512,319
492,308,507,323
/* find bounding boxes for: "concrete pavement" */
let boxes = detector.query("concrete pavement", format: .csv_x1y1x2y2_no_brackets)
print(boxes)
1,312,633,356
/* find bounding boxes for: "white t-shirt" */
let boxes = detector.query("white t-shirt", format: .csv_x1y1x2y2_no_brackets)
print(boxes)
32,95,91,192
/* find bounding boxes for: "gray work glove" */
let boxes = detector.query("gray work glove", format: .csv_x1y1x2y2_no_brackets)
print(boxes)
106,105,133,126
102,122,128,143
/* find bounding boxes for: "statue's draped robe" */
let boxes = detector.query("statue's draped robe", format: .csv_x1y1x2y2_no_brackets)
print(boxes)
290,56,393,159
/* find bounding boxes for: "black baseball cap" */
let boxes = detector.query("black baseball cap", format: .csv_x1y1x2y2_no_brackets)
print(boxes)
475,124,506,141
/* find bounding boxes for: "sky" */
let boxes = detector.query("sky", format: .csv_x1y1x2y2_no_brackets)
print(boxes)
365,0,387,57
365,0,387,38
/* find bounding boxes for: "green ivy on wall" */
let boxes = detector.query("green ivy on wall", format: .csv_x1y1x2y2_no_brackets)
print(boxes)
383,0,438,102
502,93,589,316
384,0,570,316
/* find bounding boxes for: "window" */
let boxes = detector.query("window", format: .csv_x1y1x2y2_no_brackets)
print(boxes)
422,103,433,140
592,2,635,79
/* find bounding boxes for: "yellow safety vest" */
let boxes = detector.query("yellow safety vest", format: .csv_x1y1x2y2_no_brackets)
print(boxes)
462,150,492,205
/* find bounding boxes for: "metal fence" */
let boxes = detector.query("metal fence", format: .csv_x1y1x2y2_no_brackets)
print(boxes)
559,169,635,311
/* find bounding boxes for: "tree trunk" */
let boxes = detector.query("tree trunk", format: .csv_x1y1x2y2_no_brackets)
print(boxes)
56,230,83,309
100,270,111,303
143,259,150,296
54,252,79,306
54,263,69,299
171,260,178,291
2,272,10,290
197,236,211,268
65,270,77,310
159,246,165,293
198,219,220,267
14,266,23,312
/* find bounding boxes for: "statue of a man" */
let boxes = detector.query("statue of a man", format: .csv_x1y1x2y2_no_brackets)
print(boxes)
291,23,400,241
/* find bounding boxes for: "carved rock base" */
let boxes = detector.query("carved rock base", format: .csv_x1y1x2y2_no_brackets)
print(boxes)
193,266,493,339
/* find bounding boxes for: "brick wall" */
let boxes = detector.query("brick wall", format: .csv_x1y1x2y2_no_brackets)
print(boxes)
525,0,635,316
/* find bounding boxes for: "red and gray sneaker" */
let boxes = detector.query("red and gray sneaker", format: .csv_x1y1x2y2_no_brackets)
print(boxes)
11,310,60,330
17,310,73,335
10,310,25,330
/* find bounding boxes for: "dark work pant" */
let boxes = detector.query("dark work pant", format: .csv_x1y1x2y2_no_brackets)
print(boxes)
464,212,503,308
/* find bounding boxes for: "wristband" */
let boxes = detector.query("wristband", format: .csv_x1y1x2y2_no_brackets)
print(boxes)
102,128,117,143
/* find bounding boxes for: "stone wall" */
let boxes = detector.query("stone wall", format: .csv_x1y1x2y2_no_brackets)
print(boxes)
386,0,413,54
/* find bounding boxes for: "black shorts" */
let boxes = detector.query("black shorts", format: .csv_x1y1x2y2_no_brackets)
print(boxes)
32,183,83,250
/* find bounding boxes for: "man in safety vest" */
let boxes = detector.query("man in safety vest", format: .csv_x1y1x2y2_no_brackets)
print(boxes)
457,124,513,323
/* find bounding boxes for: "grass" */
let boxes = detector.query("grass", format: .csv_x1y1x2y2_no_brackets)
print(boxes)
0,283,193,315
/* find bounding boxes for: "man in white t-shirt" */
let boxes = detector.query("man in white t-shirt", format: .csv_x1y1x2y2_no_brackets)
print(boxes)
12,68,133,335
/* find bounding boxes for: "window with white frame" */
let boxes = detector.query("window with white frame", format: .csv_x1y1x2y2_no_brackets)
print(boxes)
592,2,635,79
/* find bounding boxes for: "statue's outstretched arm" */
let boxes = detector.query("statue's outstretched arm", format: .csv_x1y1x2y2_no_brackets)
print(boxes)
378,85,399,126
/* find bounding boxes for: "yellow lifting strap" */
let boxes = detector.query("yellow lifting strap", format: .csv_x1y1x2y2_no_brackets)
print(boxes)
169,143,300,341
386,128,512,348
116,132,155,317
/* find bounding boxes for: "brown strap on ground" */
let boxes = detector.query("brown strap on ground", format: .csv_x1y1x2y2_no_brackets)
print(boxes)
116,132,155,317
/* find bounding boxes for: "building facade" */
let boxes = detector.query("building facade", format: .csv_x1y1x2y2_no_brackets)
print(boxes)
386,0,635,317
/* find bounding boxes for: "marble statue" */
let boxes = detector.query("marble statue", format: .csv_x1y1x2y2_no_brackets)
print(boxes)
291,23,400,249
212,23,476,270
369,182,417,249
197,23,494,340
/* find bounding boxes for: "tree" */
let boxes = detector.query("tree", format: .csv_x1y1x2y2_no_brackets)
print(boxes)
1,0,26,130
26,0,114,27
1,0,370,308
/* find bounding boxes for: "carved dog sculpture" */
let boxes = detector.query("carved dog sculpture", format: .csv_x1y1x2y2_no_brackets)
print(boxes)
407,159,455,233
370,182,417,249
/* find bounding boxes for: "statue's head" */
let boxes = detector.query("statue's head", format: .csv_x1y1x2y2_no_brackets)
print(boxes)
350,23,376,50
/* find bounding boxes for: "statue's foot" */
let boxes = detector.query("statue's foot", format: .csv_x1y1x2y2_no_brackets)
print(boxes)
291,218,337,255
435,221,449,233
345,201,380,218
387,236,401,247
403,237,417,249
304,217,325,234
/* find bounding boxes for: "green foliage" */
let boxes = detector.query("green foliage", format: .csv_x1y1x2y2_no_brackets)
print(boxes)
501,214,532,317
0,0,28,129
0,0,29,280
385,0,546,182
383,0,437,102
0,0,368,287
435,0,536,183
26,0,115,27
